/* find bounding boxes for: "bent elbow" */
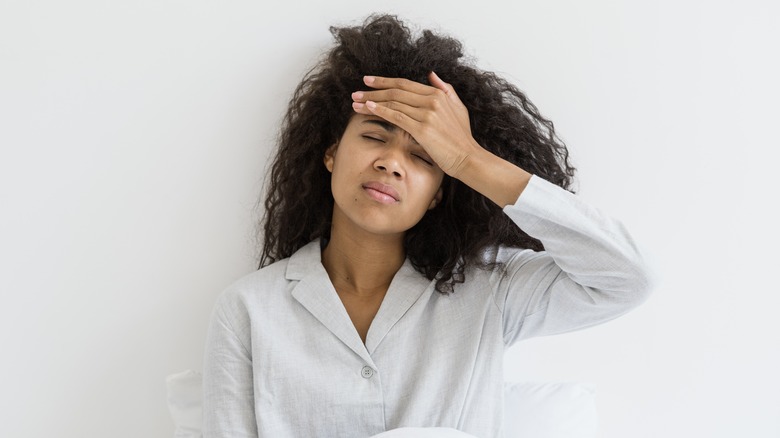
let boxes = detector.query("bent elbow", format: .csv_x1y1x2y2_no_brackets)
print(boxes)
625,256,659,308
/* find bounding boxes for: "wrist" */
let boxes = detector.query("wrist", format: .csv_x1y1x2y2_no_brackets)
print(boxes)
453,145,532,208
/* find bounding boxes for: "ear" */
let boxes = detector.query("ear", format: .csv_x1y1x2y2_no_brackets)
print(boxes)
324,142,338,173
428,187,443,210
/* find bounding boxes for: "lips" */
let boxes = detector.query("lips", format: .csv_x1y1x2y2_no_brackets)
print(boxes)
362,181,400,203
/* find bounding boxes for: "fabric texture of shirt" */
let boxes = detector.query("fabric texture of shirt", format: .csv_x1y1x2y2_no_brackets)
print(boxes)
202,174,656,438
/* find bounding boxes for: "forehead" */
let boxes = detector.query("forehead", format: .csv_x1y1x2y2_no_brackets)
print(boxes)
348,114,395,128
347,115,418,143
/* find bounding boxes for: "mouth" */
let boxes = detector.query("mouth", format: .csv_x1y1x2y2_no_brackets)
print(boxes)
361,182,400,203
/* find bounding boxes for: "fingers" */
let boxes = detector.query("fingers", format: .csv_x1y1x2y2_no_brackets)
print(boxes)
352,73,459,114
427,71,450,94
351,73,466,136
428,71,464,105
356,73,462,102
358,100,422,132
362,75,434,95
351,88,429,108
352,99,428,123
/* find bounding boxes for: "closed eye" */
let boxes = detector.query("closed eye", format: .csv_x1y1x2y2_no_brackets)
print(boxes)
362,135,385,143
413,154,434,166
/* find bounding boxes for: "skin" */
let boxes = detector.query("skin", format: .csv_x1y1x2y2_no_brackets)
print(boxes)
322,71,533,343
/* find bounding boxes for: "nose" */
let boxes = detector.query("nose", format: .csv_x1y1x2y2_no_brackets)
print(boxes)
373,145,405,178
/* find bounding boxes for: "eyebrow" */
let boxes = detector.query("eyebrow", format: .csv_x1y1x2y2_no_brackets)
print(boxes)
361,119,420,145
361,119,396,131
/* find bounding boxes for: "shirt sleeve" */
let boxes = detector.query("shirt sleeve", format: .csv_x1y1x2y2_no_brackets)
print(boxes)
493,174,657,347
202,290,259,438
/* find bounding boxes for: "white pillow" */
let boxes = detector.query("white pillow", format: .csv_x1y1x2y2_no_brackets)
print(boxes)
166,370,203,438
503,381,598,438
369,427,478,437
166,370,597,438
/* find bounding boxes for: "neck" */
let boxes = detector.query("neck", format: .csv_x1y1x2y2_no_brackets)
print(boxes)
321,219,405,299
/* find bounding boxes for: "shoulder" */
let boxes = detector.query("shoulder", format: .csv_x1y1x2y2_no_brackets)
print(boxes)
212,257,292,319
213,240,321,314
229,259,290,296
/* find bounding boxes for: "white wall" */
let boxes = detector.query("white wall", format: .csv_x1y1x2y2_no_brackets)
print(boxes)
1,1,777,437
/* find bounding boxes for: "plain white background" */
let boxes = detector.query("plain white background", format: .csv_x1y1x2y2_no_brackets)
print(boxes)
1,0,778,437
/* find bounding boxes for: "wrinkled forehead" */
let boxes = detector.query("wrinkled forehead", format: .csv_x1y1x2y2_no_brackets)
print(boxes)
346,114,419,144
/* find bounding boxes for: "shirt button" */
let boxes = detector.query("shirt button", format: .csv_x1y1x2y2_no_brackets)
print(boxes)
361,366,374,379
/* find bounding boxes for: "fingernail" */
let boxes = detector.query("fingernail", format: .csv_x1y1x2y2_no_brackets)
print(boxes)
366,101,377,110
364,76,375,84
352,102,365,110
351,91,364,100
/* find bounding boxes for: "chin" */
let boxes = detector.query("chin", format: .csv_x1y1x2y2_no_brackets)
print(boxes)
348,215,410,237
358,222,409,236
333,198,425,237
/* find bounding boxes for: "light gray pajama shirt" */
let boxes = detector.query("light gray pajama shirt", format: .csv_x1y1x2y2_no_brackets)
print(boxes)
202,174,655,438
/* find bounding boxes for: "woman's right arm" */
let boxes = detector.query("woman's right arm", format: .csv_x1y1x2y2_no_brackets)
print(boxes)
202,292,258,438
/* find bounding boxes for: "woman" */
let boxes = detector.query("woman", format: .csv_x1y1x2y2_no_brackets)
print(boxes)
202,14,655,438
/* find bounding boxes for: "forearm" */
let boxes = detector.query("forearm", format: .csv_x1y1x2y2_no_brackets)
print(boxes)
497,174,657,343
452,142,533,208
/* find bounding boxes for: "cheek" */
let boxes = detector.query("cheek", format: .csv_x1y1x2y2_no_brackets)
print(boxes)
405,176,439,212
330,162,363,202
418,172,443,198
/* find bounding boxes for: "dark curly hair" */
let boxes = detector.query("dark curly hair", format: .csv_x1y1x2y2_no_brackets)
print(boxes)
258,13,577,294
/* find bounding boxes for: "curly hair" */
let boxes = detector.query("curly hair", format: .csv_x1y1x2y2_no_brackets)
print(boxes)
258,13,577,294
